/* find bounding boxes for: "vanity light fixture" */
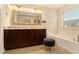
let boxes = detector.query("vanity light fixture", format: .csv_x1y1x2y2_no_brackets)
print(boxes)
9,5,42,14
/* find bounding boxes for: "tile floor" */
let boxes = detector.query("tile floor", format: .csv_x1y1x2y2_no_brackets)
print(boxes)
4,45,72,54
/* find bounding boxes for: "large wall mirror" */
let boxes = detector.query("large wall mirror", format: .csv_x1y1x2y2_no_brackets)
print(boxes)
12,11,41,25
64,6,79,28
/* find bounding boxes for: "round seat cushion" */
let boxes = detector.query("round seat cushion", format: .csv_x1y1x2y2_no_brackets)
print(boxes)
43,38,55,47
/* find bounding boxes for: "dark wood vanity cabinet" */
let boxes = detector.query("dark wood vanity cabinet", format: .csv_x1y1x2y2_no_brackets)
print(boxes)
4,29,46,50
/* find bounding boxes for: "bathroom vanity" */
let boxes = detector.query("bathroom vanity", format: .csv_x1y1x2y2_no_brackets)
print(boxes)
4,29,46,50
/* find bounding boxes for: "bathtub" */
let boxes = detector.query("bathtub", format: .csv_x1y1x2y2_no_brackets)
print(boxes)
48,33,79,54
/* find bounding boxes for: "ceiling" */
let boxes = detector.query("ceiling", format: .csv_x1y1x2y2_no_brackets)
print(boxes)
11,4,65,10
37,4,65,10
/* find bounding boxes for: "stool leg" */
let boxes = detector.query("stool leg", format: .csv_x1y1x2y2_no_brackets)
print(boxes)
45,47,55,54
49,47,52,53
51,47,55,53
48,47,54,54
45,47,51,54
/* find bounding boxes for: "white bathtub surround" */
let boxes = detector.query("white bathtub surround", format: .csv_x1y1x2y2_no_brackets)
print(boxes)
48,32,79,54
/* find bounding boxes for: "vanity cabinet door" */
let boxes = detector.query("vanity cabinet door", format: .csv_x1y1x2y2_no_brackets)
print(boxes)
30,29,46,45
4,30,18,50
29,30,38,45
18,30,32,47
38,29,46,43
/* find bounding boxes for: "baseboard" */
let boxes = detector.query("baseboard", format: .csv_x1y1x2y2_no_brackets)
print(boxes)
0,49,4,54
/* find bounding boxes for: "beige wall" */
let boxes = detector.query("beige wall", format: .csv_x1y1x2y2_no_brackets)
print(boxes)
58,5,79,41
0,5,4,54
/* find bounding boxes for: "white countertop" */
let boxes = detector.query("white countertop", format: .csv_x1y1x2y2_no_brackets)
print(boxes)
3,26,46,29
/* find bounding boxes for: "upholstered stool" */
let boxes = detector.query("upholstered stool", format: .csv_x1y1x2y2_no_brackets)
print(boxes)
43,38,55,53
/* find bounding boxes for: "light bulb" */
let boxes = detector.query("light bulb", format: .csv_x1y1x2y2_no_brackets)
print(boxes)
38,10,42,14
14,6,18,11
9,5,13,8
30,8,35,13
18,7,22,11
29,8,33,12
36,10,42,14
23,7,26,11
